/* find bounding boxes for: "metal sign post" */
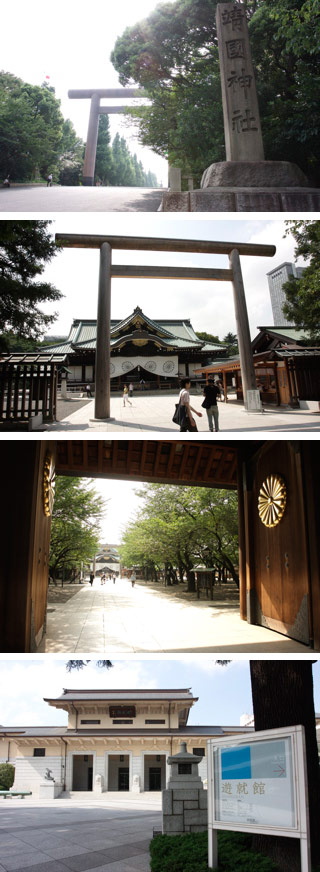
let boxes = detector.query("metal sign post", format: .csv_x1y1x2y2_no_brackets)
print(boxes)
207,725,311,872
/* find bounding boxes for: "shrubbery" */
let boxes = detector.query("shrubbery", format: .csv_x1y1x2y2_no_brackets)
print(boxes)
150,831,277,872
0,763,15,791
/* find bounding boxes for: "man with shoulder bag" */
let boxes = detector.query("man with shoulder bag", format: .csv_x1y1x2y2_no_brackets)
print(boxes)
202,377,221,431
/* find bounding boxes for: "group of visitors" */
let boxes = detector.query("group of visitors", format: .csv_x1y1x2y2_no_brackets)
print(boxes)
89,571,117,586
177,377,221,432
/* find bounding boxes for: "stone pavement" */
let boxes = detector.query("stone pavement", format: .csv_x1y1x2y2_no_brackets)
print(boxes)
0,186,163,213
0,794,161,872
43,394,320,432
40,577,314,654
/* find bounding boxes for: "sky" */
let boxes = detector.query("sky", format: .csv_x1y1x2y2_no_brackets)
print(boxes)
91,478,144,544
1,660,319,728
38,217,303,342
2,0,170,182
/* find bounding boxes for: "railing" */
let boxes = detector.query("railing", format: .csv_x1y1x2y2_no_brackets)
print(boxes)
0,362,57,422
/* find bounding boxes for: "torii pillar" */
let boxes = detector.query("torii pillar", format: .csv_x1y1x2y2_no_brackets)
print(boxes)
68,88,147,186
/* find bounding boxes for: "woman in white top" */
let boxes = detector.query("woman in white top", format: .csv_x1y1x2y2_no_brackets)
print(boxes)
178,378,202,432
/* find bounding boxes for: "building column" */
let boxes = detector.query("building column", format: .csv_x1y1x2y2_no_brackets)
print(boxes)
229,249,259,409
94,243,112,419
83,92,100,185
222,370,228,402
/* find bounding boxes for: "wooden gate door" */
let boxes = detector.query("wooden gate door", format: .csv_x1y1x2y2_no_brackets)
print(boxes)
246,442,312,645
277,364,291,405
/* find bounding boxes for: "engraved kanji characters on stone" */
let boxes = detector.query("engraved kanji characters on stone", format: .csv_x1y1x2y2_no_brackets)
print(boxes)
232,108,258,132
226,39,246,59
227,68,253,100
221,7,244,31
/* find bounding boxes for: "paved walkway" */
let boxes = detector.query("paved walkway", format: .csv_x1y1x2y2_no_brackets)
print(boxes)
40,578,313,653
43,394,320,432
0,795,161,872
0,186,163,213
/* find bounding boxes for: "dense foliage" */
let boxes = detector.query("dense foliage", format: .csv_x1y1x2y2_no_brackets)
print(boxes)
49,477,106,581
282,220,320,339
0,72,82,183
111,0,320,184
0,764,15,791
96,121,158,186
0,220,62,350
0,71,158,187
120,484,239,591
150,831,277,872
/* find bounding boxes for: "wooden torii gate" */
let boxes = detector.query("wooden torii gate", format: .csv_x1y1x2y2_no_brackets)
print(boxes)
55,233,276,420
68,88,147,185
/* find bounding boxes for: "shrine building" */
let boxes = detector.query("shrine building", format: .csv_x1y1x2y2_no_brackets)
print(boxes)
0,688,252,796
41,307,224,389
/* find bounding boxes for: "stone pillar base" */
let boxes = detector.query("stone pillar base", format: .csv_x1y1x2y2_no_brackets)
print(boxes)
161,187,320,212
89,417,115,423
201,160,309,188
39,781,62,799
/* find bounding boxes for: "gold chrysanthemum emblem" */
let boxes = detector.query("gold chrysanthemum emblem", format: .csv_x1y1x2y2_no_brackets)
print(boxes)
258,475,286,528
43,454,56,517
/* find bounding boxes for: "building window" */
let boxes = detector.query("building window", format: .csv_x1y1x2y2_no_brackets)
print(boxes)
33,748,46,757
156,755,161,762
112,719,133,724
120,755,124,762
145,719,165,724
193,748,205,757
80,720,101,724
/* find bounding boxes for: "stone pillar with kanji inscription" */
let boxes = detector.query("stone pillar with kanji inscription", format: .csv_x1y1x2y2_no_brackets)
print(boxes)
216,3,264,162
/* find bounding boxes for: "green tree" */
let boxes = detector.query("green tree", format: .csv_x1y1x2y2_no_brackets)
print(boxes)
223,332,239,356
0,73,66,181
95,114,114,185
282,220,320,339
0,220,62,351
49,476,106,581
196,331,221,343
111,0,320,184
0,764,15,790
120,484,239,592
58,119,84,186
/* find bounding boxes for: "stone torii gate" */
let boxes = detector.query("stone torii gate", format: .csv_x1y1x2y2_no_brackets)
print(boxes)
68,88,147,186
55,233,276,419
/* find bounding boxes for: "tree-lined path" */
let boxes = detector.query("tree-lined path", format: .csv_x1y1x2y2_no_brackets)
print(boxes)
41,576,311,654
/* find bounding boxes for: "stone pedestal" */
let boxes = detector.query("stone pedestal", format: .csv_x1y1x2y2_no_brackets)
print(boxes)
60,375,68,399
93,774,104,794
162,743,207,835
39,781,62,799
132,774,141,793
161,186,320,212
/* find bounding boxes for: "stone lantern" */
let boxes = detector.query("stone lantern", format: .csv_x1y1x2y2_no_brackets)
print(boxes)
162,742,207,834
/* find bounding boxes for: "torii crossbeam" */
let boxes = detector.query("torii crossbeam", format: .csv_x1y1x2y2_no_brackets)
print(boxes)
68,88,147,185
55,233,276,421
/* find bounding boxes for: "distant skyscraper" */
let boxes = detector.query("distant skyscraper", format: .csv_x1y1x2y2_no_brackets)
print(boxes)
267,262,306,326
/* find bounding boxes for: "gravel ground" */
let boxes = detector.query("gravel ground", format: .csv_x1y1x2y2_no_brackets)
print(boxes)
47,583,89,603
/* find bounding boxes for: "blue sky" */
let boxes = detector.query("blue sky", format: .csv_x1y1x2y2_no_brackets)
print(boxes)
1,659,319,728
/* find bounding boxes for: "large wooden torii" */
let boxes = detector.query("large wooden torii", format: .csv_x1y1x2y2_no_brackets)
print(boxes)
55,233,276,420
68,88,147,185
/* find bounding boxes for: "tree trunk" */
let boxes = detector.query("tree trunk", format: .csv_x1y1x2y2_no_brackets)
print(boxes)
186,569,196,592
250,661,320,871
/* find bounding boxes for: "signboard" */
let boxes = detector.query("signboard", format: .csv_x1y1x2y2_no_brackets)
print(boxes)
207,726,310,872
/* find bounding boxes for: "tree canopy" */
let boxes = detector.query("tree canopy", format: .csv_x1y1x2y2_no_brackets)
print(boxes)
111,0,320,184
120,484,239,591
0,220,62,350
282,220,320,339
49,477,106,581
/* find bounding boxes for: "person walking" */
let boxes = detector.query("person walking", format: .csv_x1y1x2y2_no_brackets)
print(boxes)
123,384,132,406
178,378,202,432
89,571,94,587
130,571,136,588
139,378,145,390
101,573,106,585
47,173,53,187
128,382,134,398
86,384,92,397
202,377,221,432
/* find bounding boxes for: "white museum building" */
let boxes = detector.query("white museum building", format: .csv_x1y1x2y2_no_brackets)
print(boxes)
0,688,253,796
